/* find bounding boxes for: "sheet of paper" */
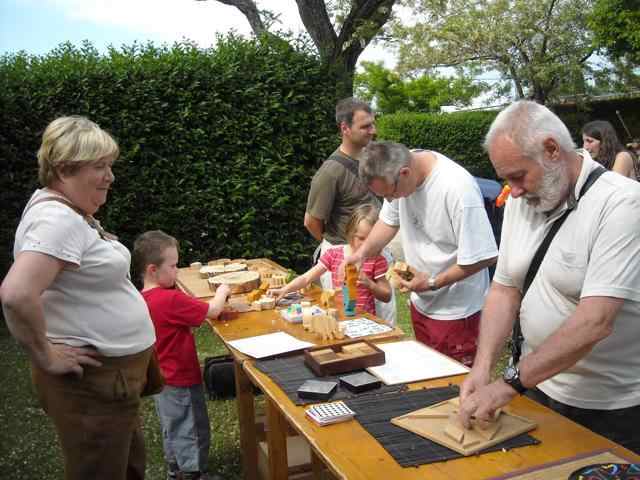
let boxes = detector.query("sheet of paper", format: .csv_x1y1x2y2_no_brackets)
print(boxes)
340,318,392,338
227,331,315,359
367,340,469,385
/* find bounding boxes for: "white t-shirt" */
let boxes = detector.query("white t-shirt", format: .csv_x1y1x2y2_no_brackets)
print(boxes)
14,189,156,357
380,152,498,320
494,151,640,409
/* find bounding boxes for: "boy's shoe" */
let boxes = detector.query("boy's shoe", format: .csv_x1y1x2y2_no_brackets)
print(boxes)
166,462,182,480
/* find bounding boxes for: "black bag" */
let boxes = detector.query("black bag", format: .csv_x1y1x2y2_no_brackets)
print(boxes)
203,355,237,400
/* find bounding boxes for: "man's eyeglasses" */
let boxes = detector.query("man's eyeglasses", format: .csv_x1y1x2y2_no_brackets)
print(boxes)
385,173,401,202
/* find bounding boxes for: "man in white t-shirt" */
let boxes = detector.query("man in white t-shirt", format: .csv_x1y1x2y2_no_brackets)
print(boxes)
458,101,640,454
345,141,498,365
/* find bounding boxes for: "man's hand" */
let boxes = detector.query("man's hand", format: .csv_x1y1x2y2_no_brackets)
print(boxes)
42,343,102,377
337,251,363,286
398,269,431,292
458,380,517,429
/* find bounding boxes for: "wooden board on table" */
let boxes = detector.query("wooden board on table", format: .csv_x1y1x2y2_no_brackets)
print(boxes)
177,258,288,299
391,397,536,456
488,449,634,480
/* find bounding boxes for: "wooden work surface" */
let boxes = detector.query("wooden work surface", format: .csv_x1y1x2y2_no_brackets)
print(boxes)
176,258,287,299
242,361,640,480
179,257,405,480
208,285,405,359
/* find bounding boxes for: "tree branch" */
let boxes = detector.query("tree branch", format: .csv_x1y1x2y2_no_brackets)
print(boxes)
207,0,267,35
294,0,338,58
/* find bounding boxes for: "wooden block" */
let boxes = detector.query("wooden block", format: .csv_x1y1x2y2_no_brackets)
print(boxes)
311,348,334,357
224,262,248,272
444,421,464,444
393,261,414,281
475,418,501,441
342,343,368,353
246,289,263,302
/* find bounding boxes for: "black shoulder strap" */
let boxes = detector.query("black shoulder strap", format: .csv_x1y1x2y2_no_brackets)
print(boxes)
521,166,606,296
328,152,359,177
511,166,606,364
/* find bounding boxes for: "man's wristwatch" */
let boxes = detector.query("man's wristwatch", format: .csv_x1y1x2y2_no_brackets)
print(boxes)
503,364,527,395
428,276,438,291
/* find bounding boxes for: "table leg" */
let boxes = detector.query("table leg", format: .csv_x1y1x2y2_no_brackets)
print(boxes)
266,398,289,480
310,449,324,479
235,359,258,480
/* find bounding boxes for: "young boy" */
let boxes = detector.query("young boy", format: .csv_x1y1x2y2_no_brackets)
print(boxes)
133,230,230,480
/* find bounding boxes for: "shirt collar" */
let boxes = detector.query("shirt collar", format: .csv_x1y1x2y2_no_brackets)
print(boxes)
573,149,601,202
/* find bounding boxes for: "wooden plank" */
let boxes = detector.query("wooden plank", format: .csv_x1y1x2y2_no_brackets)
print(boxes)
267,398,290,480
235,359,258,480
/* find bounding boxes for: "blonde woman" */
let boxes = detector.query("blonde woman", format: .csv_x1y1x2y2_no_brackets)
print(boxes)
1,116,156,480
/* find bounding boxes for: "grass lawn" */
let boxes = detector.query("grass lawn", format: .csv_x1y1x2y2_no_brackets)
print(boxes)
0,292,416,480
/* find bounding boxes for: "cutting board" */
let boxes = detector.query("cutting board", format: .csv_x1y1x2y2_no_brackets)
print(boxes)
176,258,288,299
391,397,537,456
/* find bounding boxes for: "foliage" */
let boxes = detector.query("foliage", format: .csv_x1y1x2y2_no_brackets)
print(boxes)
376,110,499,178
393,0,596,104
589,0,640,64
0,36,339,277
355,61,485,114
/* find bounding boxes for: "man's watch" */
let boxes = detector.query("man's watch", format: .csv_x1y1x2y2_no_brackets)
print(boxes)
503,364,527,395
428,276,438,291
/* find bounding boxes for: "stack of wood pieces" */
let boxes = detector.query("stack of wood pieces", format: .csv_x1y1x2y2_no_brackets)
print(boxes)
208,270,260,294
344,264,358,300
268,274,286,288
391,397,537,456
200,259,248,279
303,307,344,340
319,289,336,309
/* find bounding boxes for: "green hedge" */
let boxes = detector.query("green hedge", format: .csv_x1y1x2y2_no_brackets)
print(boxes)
0,37,339,277
376,111,499,179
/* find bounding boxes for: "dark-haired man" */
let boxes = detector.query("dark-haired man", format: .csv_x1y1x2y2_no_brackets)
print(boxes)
305,98,396,324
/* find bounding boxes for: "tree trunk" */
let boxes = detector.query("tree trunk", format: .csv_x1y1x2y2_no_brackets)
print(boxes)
207,0,396,99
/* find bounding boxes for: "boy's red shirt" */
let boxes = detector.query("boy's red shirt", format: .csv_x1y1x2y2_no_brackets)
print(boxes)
142,287,209,387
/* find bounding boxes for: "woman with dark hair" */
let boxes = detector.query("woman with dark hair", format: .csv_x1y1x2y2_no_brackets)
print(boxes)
582,120,639,180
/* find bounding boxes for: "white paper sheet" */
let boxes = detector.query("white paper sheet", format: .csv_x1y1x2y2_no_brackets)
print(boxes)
227,331,315,359
340,318,392,338
367,340,469,385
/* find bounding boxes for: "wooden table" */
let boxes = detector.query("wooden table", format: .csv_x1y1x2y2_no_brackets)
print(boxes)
182,261,639,479
243,362,640,480
178,262,405,480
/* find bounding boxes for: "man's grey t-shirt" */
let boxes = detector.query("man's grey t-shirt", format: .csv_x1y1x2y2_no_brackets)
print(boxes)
306,149,380,244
